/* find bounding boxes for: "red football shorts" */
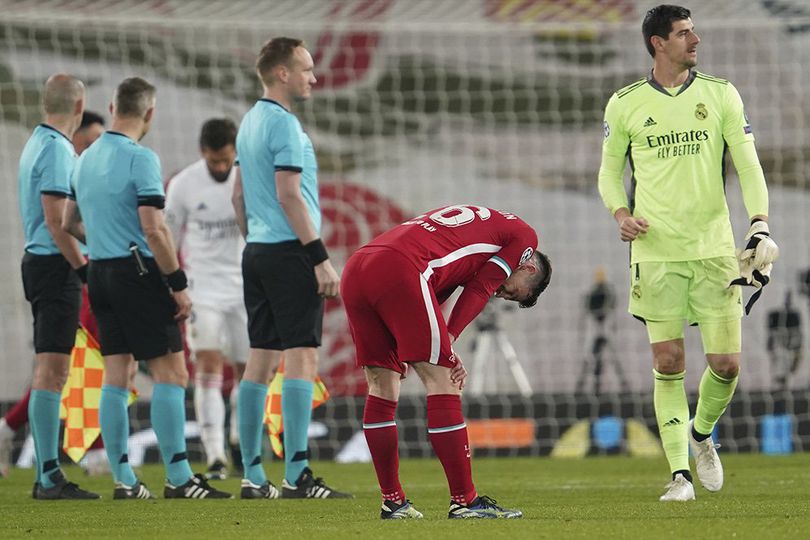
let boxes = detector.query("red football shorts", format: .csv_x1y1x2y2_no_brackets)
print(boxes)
341,247,456,375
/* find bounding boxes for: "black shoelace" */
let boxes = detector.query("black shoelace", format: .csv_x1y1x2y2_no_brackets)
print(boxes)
310,475,328,488
477,495,499,508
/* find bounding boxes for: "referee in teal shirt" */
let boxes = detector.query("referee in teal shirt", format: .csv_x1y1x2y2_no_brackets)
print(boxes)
18,73,97,500
65,77,231,501
232,37,349,500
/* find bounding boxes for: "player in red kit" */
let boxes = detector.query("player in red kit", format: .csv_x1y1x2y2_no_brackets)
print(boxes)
341,204,552,519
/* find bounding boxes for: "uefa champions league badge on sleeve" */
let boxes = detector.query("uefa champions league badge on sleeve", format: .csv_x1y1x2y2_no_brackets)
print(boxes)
520,248,533,265
603,121,610,138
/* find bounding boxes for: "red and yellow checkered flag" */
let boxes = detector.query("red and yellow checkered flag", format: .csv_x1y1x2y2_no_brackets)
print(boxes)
264,360,330,458
59,326,105,462
59,327,137,463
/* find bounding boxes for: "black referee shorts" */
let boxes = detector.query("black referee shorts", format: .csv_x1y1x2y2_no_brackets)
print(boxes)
88,256,183,361
242,241,324,350
21,252,82,354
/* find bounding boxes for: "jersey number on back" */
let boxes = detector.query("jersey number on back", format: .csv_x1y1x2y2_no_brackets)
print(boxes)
405,205,492,228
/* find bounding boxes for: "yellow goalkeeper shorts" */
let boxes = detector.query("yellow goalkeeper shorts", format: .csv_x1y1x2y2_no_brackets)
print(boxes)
628,257,743,327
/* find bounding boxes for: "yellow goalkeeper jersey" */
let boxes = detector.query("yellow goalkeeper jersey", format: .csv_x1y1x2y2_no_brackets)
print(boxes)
598,70,756,263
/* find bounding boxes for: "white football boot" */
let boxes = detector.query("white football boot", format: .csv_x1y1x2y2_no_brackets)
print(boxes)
688,419,724,492
659,473,695,502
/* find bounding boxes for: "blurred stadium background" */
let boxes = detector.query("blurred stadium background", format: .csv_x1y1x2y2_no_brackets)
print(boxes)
1,0,809,468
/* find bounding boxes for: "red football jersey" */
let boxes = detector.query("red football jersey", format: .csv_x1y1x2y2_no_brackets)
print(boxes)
365,204,538,338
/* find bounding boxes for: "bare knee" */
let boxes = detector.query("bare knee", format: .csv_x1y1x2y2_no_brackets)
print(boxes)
148,352,189,387
284,348,318,381
32,353,70,391
364,367,401,402
707,354,740,379
412,362,461,396
195,350,224,374
103,354,134,388
652,340,685,374
243,348,282,385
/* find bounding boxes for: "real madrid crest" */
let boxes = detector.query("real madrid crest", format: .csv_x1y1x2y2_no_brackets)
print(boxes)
695,103,708,120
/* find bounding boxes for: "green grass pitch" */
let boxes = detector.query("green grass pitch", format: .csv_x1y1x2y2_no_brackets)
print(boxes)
1,454,809,539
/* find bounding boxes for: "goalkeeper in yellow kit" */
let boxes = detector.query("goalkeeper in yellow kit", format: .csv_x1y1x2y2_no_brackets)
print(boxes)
598,5,779,501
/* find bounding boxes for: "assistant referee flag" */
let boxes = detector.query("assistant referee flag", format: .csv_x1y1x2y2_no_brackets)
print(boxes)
264,360,330,458
60,327,136,462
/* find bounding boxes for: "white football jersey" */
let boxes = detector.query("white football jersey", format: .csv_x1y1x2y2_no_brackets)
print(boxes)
165,159,244,306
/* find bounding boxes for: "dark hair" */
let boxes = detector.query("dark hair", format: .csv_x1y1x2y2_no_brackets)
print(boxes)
256,37,304,84
519,250,552,309
199,118,237,150
79,110,105,129
642,4,691,57
114,77,156,118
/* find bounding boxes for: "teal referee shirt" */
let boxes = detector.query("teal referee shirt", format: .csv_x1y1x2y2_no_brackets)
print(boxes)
71,131,165,260
18,124,77,255
236,98,321,244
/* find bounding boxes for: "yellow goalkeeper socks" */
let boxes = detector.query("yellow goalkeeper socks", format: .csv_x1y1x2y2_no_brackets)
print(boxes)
694,367,738,438
653,370,689,474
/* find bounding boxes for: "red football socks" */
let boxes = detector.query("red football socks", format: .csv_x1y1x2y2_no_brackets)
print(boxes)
4,387,32,431
427,394,477,505
363,395,405,504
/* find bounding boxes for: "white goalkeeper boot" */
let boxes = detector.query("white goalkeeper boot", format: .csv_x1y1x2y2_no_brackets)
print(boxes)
659,473,695,502
688,419,724,492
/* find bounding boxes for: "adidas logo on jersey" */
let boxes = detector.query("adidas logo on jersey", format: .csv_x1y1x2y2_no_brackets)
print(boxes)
643,117,657,127
662,417,683,428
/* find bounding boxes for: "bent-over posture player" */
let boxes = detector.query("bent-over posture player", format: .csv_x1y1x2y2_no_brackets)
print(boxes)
341,204,551,519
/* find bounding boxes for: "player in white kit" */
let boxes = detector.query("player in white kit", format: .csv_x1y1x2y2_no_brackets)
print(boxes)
166,118,247,479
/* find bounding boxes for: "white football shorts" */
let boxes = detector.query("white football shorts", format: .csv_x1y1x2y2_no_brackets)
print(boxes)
187,303,249,364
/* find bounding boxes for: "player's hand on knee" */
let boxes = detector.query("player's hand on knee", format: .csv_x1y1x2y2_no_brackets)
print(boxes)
172,290,192,321
618,216,649,242
315,260,341,299
739,221,779,270
450,355,467,391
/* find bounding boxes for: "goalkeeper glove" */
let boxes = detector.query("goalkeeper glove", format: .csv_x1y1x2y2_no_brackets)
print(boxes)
728,220,778,314
739,220,779,269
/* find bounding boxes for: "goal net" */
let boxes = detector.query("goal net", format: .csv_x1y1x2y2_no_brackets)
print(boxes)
1,0,809,465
